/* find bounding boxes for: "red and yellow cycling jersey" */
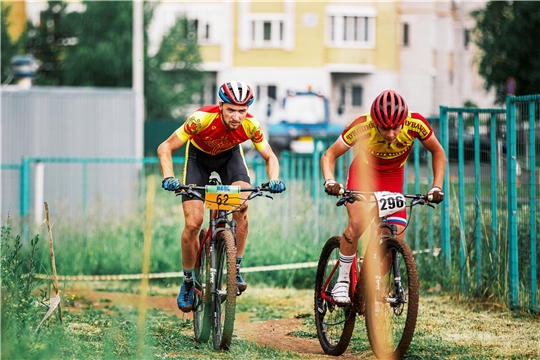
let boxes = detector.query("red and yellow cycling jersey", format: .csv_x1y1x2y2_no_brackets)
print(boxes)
340,112,434,171
175,105,268,155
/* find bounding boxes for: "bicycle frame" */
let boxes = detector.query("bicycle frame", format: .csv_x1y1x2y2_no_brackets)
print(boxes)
321,253,361,304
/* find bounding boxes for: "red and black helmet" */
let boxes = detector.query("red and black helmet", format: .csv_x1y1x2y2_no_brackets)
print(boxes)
218,81,254,106
370,90,409,129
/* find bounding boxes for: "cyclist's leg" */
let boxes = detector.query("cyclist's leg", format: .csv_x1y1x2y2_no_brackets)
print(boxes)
178,143,209,312
332,200,372,304
332,158,374,304
177,199,205,312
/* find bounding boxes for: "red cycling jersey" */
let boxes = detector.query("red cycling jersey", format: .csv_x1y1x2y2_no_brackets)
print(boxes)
176,105,268,156
340,112,434,171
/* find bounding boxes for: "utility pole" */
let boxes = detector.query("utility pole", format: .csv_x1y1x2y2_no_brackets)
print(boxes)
133,0,144,159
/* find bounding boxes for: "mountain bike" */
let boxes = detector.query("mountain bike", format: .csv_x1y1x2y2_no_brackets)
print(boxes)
314,190,434,359
176,179,275,351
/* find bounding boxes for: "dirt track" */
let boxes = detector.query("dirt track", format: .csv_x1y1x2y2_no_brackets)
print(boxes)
67,289,334,358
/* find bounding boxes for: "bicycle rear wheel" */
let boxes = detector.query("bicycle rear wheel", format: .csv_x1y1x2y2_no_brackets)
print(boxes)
364,237,419,359
194,229,211,343
314,236,356,355
211,229,237,351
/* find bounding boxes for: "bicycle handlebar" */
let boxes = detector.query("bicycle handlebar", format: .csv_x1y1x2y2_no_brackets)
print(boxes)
336,190,434,209
174,183,275,202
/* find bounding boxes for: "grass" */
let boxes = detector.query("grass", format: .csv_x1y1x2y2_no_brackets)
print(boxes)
1,217,539,359
3,279,538,359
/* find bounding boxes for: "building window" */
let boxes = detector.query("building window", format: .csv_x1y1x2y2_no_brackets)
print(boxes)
352,86,363,107
403,23,409,47
268,85,277,100
239,2,294,51
464,29,470,49
326,5,376,48
185,17,212,43
251,20,284,47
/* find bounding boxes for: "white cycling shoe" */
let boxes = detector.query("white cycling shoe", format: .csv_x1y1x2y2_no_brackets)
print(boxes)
331,281,351,305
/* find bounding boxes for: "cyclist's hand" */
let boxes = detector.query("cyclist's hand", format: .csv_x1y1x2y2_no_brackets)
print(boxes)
427,186,444,204
324,180,343,196
268,180,286,193
162,177,180,191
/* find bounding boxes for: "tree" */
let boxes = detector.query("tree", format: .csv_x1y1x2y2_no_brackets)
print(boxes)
472,1,540,104
60,1,133,87
22,0,204,119
25,1,70,85
145,16,206,120
1,4,24,83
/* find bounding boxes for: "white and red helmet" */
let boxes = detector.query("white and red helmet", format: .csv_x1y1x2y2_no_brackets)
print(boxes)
218,81,254,106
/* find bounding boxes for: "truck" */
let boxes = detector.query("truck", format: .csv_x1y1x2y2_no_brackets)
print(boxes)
266,90,343,154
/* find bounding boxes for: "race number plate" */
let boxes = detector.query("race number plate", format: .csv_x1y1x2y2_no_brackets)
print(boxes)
374,191,406,217
205,185,241,210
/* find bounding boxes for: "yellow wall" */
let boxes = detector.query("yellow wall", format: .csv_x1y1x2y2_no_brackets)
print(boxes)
231,1,400,70
374,1,400,71
200,45,221,63
251,1,283,13
2,1,27,42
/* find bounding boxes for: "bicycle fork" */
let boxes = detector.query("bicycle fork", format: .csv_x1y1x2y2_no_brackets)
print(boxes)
386,249,407,308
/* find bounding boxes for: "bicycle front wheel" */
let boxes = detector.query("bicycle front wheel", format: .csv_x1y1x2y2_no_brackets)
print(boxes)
194,229,211,343
364,237,419,359
314,236,356,355
211,229,237,351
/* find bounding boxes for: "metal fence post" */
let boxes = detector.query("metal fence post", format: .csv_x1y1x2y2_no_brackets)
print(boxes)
528,101,537,311
473,113,482,293
506,96,519,308
457,112,466,292
439,107,452,273
20,157,31,218
489,113,499,267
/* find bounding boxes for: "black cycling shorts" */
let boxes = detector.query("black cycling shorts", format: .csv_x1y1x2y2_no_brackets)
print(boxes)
181,142,251,202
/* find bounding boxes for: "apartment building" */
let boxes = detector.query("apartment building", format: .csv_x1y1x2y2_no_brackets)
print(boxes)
148,0,496,126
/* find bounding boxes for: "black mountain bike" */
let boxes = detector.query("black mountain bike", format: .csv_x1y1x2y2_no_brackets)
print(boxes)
314,190,434,359
176,179,275,350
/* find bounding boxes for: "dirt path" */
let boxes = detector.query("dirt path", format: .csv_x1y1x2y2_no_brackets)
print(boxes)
67,289,332,358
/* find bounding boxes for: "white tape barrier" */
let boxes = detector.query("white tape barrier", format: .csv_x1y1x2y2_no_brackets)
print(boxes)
35,248,441,282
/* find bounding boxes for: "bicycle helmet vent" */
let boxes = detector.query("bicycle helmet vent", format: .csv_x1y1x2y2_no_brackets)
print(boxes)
218,81,254,106
370,90,408,129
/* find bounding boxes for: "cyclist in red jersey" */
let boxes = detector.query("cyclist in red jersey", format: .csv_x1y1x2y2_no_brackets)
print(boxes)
320,90,446,305
158,81,285,312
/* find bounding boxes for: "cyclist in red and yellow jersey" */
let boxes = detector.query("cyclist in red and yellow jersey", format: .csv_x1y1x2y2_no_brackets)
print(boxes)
158,81,285,312
320,90,446,305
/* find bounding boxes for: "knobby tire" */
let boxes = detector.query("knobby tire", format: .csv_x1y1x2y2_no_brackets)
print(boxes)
211,229,237,351
194,229,211,343
314,236,357,355
364,237,419,359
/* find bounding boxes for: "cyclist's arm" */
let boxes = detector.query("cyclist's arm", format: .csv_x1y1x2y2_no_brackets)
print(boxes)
257,143,280,180
321,138,349,182
157,132,186,179
421,135,446,188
